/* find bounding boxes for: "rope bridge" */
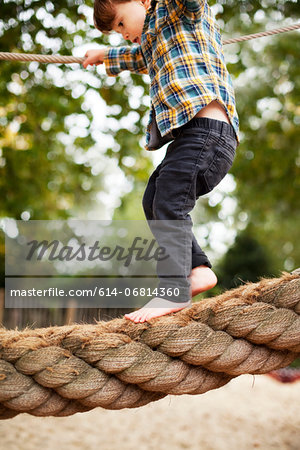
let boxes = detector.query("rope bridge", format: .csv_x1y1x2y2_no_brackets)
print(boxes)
0,271,299,419
0,23,299,65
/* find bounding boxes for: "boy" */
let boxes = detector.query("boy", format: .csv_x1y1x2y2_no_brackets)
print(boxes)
83,0,239,323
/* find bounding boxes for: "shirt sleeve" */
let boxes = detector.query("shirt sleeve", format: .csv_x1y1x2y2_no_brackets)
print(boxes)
172,0,206,21
103,45,148,76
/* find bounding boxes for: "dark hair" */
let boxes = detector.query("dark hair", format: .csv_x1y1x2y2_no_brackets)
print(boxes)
94,0,131,34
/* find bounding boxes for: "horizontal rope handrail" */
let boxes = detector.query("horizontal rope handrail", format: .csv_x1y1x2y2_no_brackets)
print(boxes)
0,23,299,65
223,23,300,45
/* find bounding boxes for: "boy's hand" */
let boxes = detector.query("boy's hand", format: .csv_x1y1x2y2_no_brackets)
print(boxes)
82,49,105,68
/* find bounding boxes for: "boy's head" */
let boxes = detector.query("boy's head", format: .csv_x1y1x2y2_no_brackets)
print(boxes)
94,0,150,43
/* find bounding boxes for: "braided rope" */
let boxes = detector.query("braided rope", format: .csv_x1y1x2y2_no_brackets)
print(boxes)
0,53,85,64
223,23,300,45
0,23,299,65
0,271,299,419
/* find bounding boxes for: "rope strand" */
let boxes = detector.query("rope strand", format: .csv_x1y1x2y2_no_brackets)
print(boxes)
0,23,299,65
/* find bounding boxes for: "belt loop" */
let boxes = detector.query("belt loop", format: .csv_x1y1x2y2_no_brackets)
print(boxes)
220,120,226,137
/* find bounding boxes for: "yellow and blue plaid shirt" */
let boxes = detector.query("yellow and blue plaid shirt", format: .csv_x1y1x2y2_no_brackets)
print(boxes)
103,0,239,150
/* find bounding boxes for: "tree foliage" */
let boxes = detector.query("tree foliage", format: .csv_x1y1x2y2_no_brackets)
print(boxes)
216,228,275,290
192,0,300,271
0,0,299,285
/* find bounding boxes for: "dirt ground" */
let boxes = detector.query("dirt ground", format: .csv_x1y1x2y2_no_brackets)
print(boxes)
0,375,299,450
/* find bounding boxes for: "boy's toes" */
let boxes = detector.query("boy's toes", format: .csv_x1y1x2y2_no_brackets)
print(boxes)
124,312,138,321
126,311,142,322
142,309,160,322
134,313,144,323
138,311,149,323
143,312,153,322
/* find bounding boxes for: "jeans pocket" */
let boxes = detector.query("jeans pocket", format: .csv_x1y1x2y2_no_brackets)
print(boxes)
197,146,235,196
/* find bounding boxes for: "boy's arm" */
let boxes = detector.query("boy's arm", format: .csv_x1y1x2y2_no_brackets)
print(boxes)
83,46,148,76
173,0,206,21
103,46,148,76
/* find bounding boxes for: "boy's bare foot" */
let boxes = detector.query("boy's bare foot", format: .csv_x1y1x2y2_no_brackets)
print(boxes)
124,297,191,323
124,266,217,323
189,265,218,297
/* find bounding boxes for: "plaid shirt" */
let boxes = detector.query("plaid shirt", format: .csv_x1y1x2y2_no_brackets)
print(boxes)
103,0,239,150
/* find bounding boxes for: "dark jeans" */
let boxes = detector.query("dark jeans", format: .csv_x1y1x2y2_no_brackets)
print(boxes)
143,117,238,303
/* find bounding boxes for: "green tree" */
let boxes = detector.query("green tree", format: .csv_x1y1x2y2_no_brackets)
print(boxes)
1,0,94,220
1,0,299,283
0,0,150,286
229,1,299,270
216,228,275,290
0,0,151,222
191,0,300,272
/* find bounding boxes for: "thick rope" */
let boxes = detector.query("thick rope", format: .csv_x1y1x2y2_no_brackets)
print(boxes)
0,24,299,65
0,271,299,419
